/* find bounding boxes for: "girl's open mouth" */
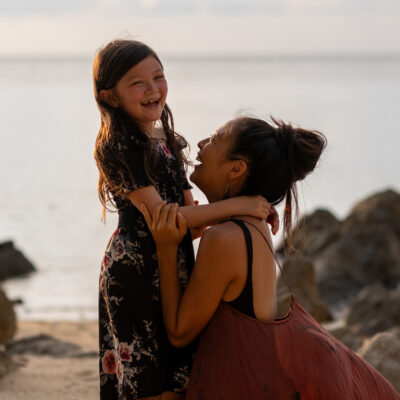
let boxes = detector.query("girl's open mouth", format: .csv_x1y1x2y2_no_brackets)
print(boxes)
142,98,160,107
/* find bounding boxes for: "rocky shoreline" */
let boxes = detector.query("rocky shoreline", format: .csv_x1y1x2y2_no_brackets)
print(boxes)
0,189,399,396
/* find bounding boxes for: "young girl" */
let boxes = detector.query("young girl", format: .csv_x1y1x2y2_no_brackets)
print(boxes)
93,40,277,400
144,117,400,399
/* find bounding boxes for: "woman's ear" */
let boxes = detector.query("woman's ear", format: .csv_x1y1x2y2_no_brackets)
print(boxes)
229,160,248,180
100,89,119,107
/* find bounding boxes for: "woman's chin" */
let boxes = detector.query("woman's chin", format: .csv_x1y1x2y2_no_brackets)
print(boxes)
190,167,200,182
189,169,204,191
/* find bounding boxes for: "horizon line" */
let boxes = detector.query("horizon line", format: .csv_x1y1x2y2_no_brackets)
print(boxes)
0,52,400,62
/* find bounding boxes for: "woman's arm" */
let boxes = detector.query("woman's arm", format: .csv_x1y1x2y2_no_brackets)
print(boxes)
142,203,238,347
128,185,273,230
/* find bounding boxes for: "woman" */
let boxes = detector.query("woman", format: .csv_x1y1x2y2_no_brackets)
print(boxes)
142,116,400,399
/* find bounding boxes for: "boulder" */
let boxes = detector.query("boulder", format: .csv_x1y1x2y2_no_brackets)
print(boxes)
357,326,400,393
327,325,365,352
277,208,341,256
314,225,400,308
314,190,400,309
345,283,400,337
276,256,332,322
0,241,36,281
344,189,400,238
6,334,82,357
0,287,17,344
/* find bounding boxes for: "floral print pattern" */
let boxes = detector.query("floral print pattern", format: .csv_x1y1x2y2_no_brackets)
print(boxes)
99,137,196,399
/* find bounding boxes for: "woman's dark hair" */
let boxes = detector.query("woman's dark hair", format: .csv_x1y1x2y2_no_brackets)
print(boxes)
93,39,189,219
227,117,327,250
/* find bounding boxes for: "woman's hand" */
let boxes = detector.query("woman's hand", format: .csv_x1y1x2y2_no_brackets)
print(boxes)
141,202,187,248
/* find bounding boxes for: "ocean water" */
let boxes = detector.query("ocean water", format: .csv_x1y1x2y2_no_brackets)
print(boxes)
1,55,399,321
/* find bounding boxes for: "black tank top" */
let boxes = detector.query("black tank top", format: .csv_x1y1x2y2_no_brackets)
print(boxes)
226,219,256,318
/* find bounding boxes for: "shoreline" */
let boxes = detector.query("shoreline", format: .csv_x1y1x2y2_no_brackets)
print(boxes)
13,320,98,350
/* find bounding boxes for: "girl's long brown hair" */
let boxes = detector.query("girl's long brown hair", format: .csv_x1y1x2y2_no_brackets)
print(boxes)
93,40,189,220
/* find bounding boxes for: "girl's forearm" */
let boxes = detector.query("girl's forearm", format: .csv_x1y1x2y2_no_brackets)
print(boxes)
178,197,244,229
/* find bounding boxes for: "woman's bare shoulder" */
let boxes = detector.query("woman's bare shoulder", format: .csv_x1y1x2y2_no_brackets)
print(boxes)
199,220,245,252
195,221,247,282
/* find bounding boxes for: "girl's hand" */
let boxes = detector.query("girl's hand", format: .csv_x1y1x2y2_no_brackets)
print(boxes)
243,195,272,220
241,196,279,235
141,202,187,248
267,206,280,236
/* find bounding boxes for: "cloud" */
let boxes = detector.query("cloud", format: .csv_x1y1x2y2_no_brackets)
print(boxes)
118,0,400,16
124,0,197,14
284,0,400,15
1,11,399,57
0,0,399,56
116,0,284,15
210,0,284,15
0,0,96,15
1,0,400,17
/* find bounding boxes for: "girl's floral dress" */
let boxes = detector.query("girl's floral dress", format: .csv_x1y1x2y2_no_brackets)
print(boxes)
98,134,196,399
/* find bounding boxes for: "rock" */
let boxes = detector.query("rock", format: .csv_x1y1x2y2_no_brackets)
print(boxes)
69,351,98,358
6,334,82,357
314,189,400,309
327,325,365,352
277,208,341,256
357,326,400,393
0,287,17,344
0,350,16,378
345,283,400,337
0,241,36,281
277,190,400,311
276,256,332,322
345,189,400,238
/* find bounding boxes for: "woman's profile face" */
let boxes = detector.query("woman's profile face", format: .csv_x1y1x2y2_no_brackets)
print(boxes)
190,121,237,201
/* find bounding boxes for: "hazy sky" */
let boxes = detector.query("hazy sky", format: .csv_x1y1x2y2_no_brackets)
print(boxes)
0,0,399,56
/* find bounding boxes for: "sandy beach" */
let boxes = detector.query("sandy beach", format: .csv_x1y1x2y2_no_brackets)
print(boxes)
0,320,99,400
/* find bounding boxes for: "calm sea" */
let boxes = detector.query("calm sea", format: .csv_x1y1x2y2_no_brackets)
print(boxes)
1,55,399,320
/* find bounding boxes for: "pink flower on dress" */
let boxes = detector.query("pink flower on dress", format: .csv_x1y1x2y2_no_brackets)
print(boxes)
160,142,172,159
111,240,125,260
102,255,112,269
119,342,134,362
116,360,124,383
102,349,117,375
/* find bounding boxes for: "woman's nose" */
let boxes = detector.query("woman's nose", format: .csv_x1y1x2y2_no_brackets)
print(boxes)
198,138,207,149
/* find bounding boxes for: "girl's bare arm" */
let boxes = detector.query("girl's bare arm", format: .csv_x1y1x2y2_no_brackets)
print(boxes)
127,185,271,229
183,189,205,240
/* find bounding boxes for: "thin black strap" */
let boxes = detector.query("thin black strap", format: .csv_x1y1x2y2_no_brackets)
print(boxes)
241,220,293,296
227,219,256,318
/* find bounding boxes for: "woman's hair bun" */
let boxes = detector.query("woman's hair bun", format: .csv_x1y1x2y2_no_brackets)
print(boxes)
272,117,327,182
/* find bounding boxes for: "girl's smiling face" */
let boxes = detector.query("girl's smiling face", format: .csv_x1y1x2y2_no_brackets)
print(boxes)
108,56,168,133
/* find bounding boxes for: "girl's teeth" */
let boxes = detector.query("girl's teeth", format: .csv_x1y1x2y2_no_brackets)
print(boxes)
144,99,158,105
